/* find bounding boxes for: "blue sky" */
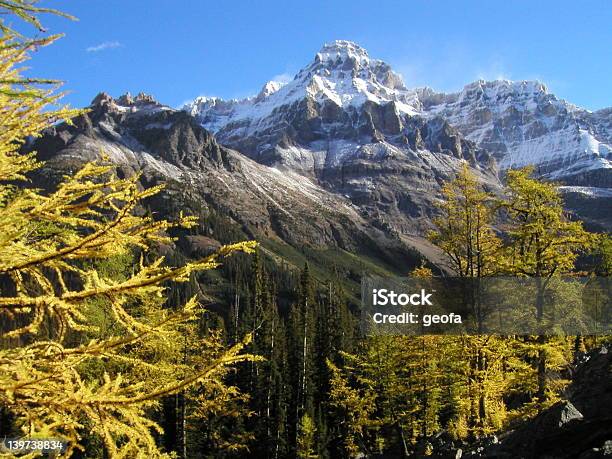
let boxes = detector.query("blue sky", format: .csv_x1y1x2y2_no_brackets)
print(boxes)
20,0,611,110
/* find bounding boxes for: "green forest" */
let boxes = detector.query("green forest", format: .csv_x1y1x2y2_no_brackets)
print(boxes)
0,2,610,458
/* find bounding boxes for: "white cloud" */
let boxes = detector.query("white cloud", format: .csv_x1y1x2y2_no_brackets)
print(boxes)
475,57,511,82
86,41,123,53
270,72,293,85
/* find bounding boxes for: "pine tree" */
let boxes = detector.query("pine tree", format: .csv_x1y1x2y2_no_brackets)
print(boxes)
245,257,292,458
296,414,317,459
499,167,595,405
313,278,356,456
429,164,502,279
287,263,316,451
0,3,258,456
593,234,612,276
427,166,507,436
327,359,376,458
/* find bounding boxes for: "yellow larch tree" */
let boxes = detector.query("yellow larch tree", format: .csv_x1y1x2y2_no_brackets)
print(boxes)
0,2,258,457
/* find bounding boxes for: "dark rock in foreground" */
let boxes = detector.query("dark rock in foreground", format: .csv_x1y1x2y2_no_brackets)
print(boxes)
462,345,612,459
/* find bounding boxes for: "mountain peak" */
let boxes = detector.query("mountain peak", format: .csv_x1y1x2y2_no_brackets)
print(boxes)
91,91,162,108
320,39,366,52
256,80,285,101
308,40,379,77
461,79,548,97
183,40,418,136
316,40,370,65
295,40,406,95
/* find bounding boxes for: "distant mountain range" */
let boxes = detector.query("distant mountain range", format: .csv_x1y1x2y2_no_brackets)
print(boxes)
27,40,611,281
184,40,611,189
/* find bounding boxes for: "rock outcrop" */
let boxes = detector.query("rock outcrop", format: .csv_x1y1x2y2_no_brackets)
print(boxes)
26,92,435,276
184,41,610,230
467,345,612,458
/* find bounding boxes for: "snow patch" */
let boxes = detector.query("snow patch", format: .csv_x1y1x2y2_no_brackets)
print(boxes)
183,40,420,136
558,186,612,198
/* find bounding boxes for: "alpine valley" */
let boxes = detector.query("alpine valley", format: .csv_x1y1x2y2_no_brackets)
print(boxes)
29,40,612,288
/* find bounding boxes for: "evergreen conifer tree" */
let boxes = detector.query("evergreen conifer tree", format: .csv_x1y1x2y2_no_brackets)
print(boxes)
0,3,258,456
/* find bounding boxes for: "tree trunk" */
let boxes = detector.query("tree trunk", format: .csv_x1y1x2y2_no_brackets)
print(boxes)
535,278,547,405
477,348,487,432
176,391,187,458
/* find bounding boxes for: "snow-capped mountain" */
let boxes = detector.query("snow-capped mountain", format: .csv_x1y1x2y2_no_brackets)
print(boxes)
183,40,611,189
184,40,420,140
183,40,437,171
419,80,612,186
28,91,439,276
25,41,611,281
184,40,499,236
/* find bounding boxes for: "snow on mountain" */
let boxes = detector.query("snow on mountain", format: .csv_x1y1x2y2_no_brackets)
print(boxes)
182,41,501,236
182,40,488,179
183,40,420,137
419,80,612,185
31,90,444,263
559,186,612,198
183,41,611,188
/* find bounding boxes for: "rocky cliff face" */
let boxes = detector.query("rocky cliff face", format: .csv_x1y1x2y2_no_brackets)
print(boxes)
184,41,500,236
184,41,610,227
28,91,443,276
184,41,492,173
420,80,612,187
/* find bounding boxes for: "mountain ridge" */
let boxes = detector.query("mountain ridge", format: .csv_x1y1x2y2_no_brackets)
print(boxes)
183,40,611,189
25,40,611,285
28,90,450,285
